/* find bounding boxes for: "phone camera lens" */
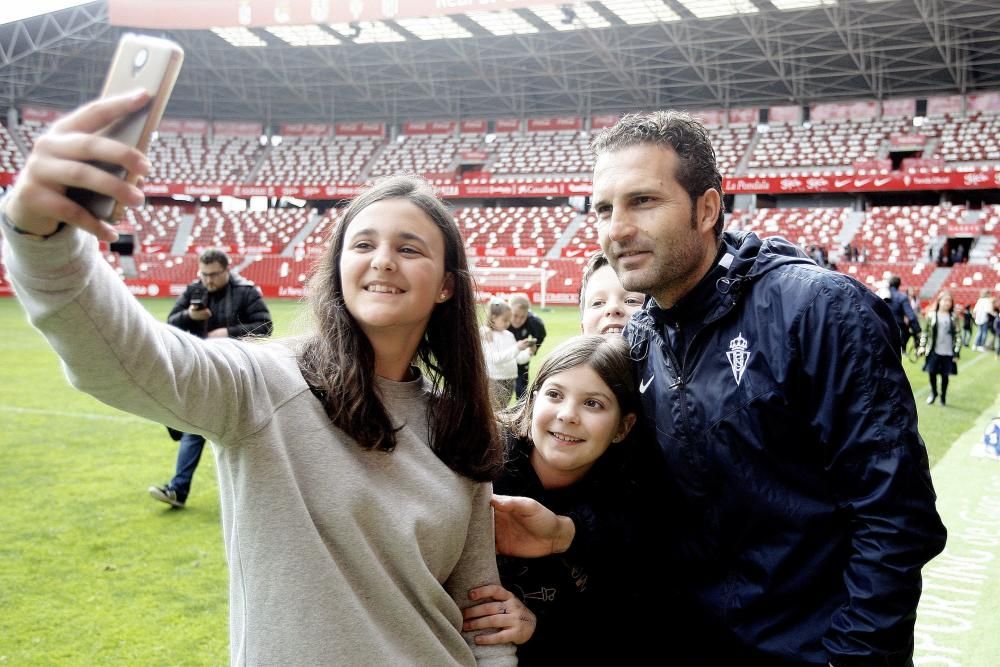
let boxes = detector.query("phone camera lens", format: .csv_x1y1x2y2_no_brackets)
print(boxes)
133,48,148,72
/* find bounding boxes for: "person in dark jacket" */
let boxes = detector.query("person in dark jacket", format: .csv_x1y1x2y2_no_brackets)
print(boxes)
961,303,973,347
507,293,547,400
464,335,643,665
148,248,273,508
885,275,922,354
494,110,946,666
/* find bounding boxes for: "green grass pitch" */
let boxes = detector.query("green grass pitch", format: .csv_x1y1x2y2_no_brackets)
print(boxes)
2,297,999,664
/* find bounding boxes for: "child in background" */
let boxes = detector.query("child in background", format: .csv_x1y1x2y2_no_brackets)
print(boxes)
463,335,643,665
578,250,646,336
481,298,533,409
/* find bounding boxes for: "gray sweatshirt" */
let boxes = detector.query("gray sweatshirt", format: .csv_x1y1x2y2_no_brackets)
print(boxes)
3,224,516,666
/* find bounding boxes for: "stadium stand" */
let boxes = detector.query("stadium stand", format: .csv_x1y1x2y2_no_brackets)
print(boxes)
727,208,848,255
455,205,573,254
14,118,45,151
184,207,312,255
368,133,483,181
257,135,382,185
943,263,1000,306
0,123,24,174
488,131,592,177
131,253,204,284
148,134,262,184
856,205,959,263
123,204,188,254
925,112,1000,165
3,100,1000,307
748,118,912,173
843,261,937,294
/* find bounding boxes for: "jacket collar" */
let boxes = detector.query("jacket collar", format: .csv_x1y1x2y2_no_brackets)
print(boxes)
633,230,814,333
650,243,735,327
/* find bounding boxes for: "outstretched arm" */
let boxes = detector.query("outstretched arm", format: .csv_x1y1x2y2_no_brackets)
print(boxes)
2,91,291,446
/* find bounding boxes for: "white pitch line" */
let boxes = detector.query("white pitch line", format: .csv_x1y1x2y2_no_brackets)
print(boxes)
911,352,987,398
0,404,150,424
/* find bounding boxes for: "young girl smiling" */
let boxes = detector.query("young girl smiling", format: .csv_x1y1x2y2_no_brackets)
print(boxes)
464,335,642,665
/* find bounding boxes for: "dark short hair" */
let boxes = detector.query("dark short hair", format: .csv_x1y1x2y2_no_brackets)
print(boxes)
198,248,230,269
579,251,610,315
889,276,902,289
591,110,725,239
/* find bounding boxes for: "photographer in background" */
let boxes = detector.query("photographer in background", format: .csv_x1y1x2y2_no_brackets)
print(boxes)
150,248,273,508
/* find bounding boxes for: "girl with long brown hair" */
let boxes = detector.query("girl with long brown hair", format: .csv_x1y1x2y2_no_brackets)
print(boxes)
920,290,961,406
1,93,515,665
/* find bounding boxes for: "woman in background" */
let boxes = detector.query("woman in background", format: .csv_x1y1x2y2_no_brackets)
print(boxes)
920,290,961,406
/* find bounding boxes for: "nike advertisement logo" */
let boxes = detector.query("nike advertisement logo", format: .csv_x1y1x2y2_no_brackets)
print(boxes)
639,375,654,393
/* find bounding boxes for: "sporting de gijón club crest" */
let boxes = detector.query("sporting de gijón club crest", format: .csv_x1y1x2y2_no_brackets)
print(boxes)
726,332,750,386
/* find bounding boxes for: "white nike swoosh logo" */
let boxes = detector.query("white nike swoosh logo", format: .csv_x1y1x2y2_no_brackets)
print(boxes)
639,375,654,393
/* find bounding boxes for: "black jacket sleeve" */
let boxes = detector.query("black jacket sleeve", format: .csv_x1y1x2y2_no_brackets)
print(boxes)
900,295,922,336
226,285,273,339
529,314,547,349
797,284,946,666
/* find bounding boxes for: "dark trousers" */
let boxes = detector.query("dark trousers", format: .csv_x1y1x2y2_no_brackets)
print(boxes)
514,364,530,400
170,432,206,503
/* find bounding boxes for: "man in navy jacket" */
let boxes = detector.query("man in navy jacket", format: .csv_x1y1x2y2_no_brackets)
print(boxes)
149,248,273,508
884,275,923,353
494,111,946,666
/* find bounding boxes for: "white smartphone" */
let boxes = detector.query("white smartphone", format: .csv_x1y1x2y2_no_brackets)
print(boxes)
67,33,184,222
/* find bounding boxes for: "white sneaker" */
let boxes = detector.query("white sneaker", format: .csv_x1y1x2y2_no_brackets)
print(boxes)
148,485,185,508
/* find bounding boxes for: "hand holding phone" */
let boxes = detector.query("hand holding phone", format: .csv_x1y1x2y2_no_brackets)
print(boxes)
188,284,209,317
66,34,183,222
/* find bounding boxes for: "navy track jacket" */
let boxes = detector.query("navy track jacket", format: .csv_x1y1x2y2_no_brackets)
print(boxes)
624,231,946,666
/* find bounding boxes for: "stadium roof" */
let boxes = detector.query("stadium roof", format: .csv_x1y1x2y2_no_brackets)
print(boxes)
1,0,998,125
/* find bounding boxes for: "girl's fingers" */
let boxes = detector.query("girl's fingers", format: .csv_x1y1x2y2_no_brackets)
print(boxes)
468,583,510,602
462,600,508,621
473,628,516,645
52,89,151,135
462,602,491,620
41,131,152,178
463,609,512,632
33,156,145,210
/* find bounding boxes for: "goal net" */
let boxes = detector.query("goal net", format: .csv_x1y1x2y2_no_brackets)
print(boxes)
471,266,549,308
